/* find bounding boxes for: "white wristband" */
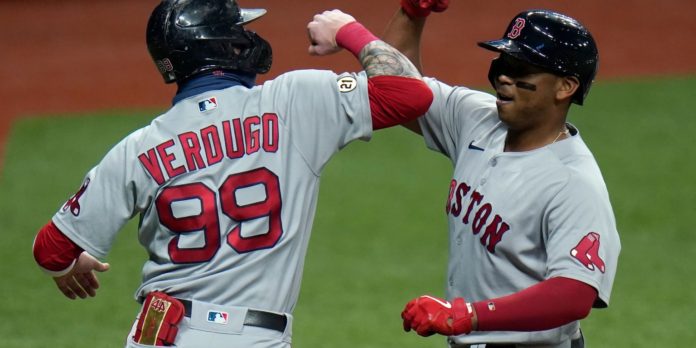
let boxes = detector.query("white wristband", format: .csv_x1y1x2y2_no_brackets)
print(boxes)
39,258,76,277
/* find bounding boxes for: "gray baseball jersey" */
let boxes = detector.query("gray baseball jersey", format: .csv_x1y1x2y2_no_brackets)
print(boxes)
417,78,620,346
53,70,372,316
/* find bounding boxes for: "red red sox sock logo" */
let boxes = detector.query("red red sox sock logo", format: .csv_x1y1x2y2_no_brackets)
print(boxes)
62,178,90,216
570,232,606,273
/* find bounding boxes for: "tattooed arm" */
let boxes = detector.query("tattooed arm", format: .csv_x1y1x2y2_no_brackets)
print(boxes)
306,9,431,130
359,40,422,79
307,10,423,79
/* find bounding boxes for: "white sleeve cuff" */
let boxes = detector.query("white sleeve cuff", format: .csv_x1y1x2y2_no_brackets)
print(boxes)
39,258,76,277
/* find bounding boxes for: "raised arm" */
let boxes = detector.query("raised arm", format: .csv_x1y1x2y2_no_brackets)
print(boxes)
380,1,449,133
308,9,421,79
308,9,433,129
383,1,449,72
382,9,426,72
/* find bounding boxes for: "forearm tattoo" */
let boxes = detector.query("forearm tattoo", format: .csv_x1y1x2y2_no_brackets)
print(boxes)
360,41,422,79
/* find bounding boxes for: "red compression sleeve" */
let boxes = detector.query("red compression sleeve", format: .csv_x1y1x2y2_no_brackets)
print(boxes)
335,21,379,57
368,75,432,129
33,221,84,272
472,277,596,331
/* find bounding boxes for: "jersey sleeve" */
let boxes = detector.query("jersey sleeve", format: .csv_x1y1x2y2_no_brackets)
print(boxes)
51,131,149,259
543,174,621,307
417,78,498,159
263,69,373,174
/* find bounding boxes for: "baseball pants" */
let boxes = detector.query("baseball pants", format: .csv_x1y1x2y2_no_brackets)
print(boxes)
449,329,584,348
125,299,293,348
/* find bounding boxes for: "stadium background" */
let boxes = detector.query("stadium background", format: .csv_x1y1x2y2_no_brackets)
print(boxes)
1,0,695,347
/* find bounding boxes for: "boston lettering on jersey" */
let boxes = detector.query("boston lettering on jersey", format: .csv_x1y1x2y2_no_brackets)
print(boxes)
446,179,510,253
138,113,279,185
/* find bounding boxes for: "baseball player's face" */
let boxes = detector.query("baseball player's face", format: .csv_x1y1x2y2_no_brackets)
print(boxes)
492,55,564,130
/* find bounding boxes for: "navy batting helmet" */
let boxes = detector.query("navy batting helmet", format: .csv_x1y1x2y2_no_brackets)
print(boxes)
478,10,598,105
147,0,272,84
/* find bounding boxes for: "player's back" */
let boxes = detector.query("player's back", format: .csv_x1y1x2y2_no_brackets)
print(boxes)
122,70,372,313
50,69,370,313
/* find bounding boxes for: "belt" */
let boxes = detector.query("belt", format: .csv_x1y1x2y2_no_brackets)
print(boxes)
178,299,287,333
484,335,584,348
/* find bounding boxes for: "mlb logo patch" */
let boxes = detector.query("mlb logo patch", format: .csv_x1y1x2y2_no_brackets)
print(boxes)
198,97,218,112
207,310,229,325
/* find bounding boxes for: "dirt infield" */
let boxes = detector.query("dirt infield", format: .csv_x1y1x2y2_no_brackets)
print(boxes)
1,0,695,169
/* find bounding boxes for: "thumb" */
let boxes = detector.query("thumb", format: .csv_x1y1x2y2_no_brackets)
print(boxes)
95,262,110,272
78,251,110,273
308,44,320,56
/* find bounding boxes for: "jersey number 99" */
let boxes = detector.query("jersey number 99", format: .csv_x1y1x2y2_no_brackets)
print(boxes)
155,167,283,263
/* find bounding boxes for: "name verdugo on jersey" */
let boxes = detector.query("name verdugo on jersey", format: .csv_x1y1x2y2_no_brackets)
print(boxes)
138,109,279,185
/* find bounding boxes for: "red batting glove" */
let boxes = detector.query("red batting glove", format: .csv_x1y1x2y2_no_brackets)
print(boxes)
430,0,449,12
401,295,474,337
400,0,450,18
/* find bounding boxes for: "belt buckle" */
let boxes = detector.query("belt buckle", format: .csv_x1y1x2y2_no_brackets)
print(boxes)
178,298,287,333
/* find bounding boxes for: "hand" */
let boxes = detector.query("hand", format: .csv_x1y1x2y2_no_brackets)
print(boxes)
307,10,356,56
400,0,450,18
53,251,110,299
401,295,474,337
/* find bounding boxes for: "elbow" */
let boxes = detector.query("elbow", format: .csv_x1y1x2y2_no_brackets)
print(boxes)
566,290,596,322
410,80,433,118
556,277,598,322
368,75,433,129
569,302,592,321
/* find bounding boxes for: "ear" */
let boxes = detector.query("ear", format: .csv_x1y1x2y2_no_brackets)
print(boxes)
556,76,580,102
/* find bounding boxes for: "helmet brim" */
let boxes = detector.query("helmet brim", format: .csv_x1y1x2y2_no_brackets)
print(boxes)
478,39,551,72
477,39,522,54
239,8,267,25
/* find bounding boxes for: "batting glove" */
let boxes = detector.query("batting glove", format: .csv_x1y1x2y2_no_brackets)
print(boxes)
401,295,475,337
400,0,450,18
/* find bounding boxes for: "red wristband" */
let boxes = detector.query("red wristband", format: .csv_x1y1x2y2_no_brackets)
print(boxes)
33,221,84,274
335,21,379,57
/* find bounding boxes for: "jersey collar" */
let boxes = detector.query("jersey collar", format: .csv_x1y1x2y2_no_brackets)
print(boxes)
173,70,256,105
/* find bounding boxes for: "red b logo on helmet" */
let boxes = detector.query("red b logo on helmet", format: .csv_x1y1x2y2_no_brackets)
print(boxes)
507,18,526,39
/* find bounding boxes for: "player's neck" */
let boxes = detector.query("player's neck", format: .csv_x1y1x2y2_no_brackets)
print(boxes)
173,70,257,105
504,122,569,152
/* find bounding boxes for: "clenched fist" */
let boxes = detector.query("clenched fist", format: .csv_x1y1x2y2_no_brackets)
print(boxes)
307,10,357,56
401,295,475,337
401,0,450,18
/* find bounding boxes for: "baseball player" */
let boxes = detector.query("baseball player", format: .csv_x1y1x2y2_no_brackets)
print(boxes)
383,1,621,347
31,1,433,347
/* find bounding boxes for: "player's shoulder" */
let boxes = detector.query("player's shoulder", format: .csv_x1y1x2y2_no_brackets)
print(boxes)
424,77,498,121
422,77,499,133
424,77,497,105
260,70,366,99
278,69,335,78
270,69,356,85
548,133,609,196
116,110,172,149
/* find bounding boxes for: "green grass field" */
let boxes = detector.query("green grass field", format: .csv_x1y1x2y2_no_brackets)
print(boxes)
1,76,695,347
